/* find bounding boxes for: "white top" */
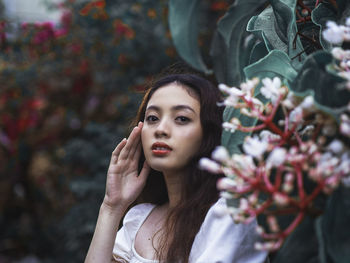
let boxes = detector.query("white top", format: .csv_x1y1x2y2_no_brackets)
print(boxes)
113,198,267,263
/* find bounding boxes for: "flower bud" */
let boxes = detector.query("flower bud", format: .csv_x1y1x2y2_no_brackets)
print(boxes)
199,158,221,173
212,146,230,162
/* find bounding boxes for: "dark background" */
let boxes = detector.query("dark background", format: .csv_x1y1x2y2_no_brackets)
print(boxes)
0,1,226,262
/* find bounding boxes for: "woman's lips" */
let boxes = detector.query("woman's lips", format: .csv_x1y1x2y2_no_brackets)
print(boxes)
151,142,172,156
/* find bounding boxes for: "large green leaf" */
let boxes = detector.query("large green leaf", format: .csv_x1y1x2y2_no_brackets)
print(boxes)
321,186,350,263
168,0,211,74
222,50,297,154
290,50,349,112
247,0,305,69
244,49,298,81
210,0,268,86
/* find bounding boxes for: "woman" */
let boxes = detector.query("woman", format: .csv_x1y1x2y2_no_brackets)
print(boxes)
85,74,267,262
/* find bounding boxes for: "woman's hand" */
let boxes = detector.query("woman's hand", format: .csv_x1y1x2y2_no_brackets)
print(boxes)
103,122,150,210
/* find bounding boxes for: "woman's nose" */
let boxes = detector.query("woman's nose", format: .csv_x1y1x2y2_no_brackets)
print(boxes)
155,119,170,137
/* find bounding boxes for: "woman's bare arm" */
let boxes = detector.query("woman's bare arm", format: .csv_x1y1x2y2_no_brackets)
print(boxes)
85,122,150,263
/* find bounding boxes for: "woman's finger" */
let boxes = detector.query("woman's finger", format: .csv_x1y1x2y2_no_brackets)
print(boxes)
119,122,142,160
129,139,141,161
110,138,127,164
139,161,150,181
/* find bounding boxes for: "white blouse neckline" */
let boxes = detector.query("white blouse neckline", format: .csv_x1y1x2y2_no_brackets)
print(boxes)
131,204,158,263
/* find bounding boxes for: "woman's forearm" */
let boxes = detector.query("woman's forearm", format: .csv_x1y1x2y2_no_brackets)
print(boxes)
85,203,127,263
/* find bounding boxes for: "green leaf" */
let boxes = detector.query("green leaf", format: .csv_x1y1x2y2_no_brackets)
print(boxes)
249,41,269,65
247,0,306,68
210,0,268,86
272,216,320,263
315,217,331,263
290,50,349,112
168,0,211,74
322,185,350,263
244,49,298,81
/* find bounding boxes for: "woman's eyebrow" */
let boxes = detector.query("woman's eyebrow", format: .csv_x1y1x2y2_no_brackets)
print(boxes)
172,105,195,113
146,104,196,113
145,105,160,112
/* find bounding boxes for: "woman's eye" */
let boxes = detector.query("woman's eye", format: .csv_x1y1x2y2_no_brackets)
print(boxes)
145,115,158,122
175,116,190,123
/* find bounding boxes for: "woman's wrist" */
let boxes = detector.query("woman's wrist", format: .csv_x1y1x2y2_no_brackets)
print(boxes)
101,198,129,216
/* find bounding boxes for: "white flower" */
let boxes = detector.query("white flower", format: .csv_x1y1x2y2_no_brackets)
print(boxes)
261,77,283,103
300,95,315,110
240,78,259,94
289,106,303,123
340,114,350,137
212,146,230,162
219,83,244,107
259,130,281,142
323,21,344,44
199,158,221,173
222,118,241,133
219,84,244,97
346,17,350,27
331,47,347,60
217,177,237,191
232,154,256,174
336,152,350,175
282,92,298,109
273,192,289,206
243,135,268,159
327,139,344,154
267,147,287,168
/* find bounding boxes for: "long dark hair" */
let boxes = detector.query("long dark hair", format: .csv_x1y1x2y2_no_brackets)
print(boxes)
133,73,223,262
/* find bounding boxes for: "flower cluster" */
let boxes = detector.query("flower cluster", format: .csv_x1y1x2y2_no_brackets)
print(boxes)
200,77,350,251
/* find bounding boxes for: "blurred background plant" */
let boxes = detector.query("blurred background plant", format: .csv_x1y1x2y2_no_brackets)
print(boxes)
170,0,350,263
0,0,229,261
0,0,178,262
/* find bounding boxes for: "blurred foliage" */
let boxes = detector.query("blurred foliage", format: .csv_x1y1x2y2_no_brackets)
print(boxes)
0,0,180,262
169,0,350,262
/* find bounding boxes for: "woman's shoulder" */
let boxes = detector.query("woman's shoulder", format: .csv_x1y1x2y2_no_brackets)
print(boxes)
201,197,257,238
123,203,156,230
112,203,157,262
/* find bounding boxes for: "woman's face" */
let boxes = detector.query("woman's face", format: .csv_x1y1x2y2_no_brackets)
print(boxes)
141,83,203,174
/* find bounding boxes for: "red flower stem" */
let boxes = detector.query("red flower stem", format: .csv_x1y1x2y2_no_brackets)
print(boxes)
296,17,312,23
252,198,273,215
282,122,299,144
262,169,275,192
232,167,255,185
266,121,285,138
238,123,266,133
274,167,283,189
268,95,283,121
284,110,289,133
294,131,303,146
295,164,306,201
261,212,305,240
282,212,305,237
304,180,325,205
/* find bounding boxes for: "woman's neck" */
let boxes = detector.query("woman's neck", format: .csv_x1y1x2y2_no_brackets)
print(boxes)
162,170,184,208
